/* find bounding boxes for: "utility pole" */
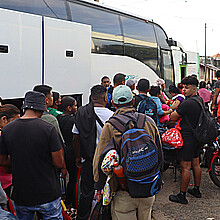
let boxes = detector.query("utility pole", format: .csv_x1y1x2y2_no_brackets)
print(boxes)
205,23,207,81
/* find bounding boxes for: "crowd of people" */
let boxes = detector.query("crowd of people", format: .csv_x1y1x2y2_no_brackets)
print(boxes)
0,70,219,220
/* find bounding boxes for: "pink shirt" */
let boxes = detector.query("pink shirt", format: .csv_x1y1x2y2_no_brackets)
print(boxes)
198,88,212,103
0,167,12,189
0,131,12,189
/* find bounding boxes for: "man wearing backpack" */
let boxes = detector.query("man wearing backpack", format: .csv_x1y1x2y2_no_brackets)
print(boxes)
134,78,158,125
93,85,163,220
72,85,113,219
169,76,203,204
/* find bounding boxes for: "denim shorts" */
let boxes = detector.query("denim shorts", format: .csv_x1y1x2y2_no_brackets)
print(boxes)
15,197,63,220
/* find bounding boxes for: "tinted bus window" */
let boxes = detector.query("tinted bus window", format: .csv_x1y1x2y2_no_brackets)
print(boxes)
161,50,174,92
154,25,170,50
0,0,66,18
69,2,123,55
43,0,67,20
121,16,158,71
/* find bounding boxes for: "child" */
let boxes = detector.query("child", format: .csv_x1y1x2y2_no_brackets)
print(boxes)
149,86,173,127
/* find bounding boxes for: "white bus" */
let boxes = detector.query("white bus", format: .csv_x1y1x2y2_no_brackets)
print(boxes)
0,0,176,107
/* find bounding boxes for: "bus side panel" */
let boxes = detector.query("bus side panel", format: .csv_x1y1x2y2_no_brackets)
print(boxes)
0,9,42,99
44,17,91,105
186,51,200,78
91,54,159,86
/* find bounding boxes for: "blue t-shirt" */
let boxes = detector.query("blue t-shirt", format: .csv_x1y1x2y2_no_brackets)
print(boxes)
151,96,164,126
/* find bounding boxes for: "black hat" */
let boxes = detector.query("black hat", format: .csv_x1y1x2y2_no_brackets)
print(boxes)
22,91,47,111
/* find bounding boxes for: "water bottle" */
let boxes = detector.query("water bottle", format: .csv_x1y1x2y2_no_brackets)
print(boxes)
113,162,128,190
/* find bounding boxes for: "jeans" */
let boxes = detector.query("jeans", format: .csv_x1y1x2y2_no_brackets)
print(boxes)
0,206,17,220
15,197,63,220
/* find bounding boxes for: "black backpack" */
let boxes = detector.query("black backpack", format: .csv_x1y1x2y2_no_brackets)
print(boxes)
108,112,163,198
186,97,218,144
137,94,158,125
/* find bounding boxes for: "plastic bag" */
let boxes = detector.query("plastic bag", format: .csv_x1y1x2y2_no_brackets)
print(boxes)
161,128,183,149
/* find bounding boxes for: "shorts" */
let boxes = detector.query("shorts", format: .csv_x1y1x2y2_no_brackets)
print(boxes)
177,133,201,161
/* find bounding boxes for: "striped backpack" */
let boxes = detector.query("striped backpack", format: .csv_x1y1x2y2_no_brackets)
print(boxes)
108,112,163,198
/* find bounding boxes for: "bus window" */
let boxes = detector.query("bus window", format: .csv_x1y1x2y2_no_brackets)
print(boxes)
0,0,66,19
120,16,158,72
154,25,170,50
69,2,124,55
43,0,67,20
161,50,174,92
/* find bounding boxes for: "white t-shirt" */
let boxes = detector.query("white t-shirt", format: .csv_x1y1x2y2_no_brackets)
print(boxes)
72,107,114,146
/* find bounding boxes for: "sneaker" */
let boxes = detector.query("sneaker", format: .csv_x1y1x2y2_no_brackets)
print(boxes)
169,194,188,204
188,188,202,198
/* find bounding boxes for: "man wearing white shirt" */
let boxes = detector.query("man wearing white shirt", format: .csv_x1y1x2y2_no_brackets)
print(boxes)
72,85,113,220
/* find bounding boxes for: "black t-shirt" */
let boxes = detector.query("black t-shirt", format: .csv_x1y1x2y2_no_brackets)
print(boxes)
57,114,75,149
176,95,202,133
0,118,62,206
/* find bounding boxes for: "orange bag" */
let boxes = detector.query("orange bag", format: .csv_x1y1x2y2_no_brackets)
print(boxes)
161,128,183,149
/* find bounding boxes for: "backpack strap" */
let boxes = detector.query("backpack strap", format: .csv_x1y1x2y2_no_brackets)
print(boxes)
184,96,204,129
94,112,104,128
108,112,146,133
136,113,146,129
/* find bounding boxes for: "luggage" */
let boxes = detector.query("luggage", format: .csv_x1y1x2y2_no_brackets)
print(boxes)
108,112,163,198
137,94,158,124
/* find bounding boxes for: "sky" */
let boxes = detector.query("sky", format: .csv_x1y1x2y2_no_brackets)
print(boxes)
99,0,220,56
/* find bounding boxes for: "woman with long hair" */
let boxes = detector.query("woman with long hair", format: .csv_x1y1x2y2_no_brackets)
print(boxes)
0,104,20,197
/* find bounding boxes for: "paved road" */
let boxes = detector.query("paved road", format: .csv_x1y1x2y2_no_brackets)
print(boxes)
152,167,220,220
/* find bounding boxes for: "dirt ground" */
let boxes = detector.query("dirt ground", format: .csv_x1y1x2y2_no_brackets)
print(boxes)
152,167,220,220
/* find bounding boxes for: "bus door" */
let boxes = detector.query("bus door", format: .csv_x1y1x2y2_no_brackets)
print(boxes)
180,65,186,80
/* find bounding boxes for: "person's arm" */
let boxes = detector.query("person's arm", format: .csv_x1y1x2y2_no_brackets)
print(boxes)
73,134,81,168
158,91,167,104
52,148,67,177
156,98,172,116
170,111,181,121
163,109,173,116
211,87,220,109
170,100,180,110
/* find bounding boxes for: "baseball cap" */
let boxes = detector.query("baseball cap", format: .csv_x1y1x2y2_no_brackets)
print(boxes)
126,79,136,87
112,85,133,105
22,91,47,111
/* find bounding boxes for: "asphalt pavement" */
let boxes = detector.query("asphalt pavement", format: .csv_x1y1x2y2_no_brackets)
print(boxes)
152,167,220,220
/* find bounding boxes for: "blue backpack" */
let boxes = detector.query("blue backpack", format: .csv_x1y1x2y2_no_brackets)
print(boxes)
108,112,163,198
137,94,158,124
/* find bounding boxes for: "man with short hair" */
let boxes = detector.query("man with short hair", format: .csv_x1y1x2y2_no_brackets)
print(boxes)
134,78,150,108
113,73,126,87
0,91,66,219
169,76,202,204
72,85,113,220
33,85,64,142
57,96,78,210
101,76,114,110
93,85,163,220
101,76,111,88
